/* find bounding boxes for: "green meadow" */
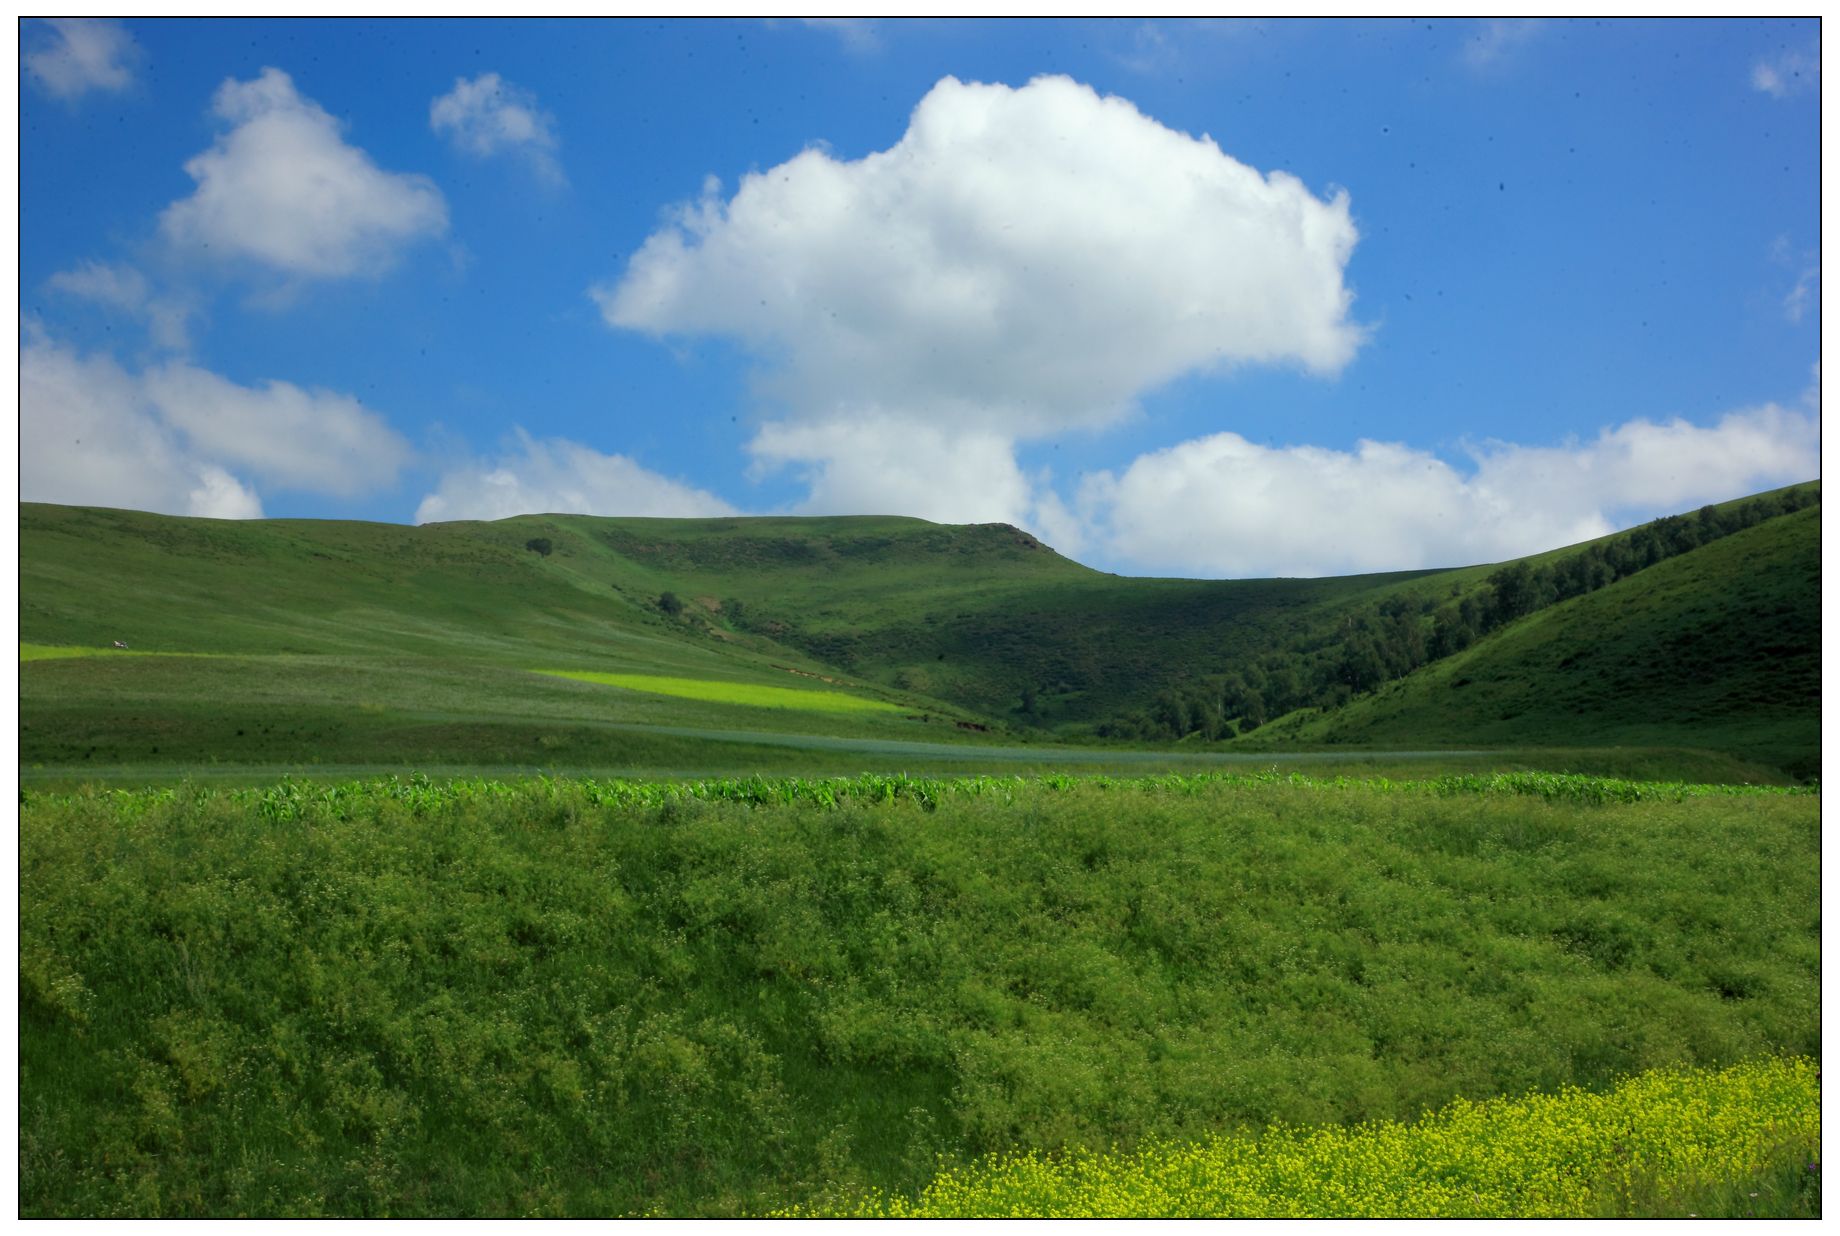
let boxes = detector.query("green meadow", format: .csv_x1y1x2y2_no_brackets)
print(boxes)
16,488,1821,1217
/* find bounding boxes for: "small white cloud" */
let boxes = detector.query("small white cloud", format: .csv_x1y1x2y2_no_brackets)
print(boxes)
187,465,266,520
1753,45,1819,97
416,430,737,524
1115,22,1177,74
21,331,412,520
430,72,563,185
25,17,139,100
140,363,411,498
1783,266,1818,323
1769,237,1819,324
1462,19,1543,71
798,18,880,53
160,67,447,279
1078,397,1821,578
46,260,147,310
748,415,1034,526
46,260,193,351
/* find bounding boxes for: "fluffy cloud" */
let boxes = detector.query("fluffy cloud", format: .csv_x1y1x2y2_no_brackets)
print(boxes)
594,72,1813,580
21,333,262,519
598,74,1363,534
1078,399,1821,578
431,73,563,184
25,18,139,100
416,430,736,524
140,364,411,498
161,68,447,279
21,331,411,519
598,74,1362,438
46,260,192,351
748,415,1034,525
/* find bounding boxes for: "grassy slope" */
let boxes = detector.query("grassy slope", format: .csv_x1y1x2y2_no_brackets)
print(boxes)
18,503,1438,772
20,487,1820,778
1251,506,1821,778
528,512,1443,723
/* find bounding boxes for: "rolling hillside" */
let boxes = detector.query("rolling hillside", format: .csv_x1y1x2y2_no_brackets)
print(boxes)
17,481,1820,780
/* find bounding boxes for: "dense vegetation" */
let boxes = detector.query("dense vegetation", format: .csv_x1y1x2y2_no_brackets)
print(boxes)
21,773,1817,1216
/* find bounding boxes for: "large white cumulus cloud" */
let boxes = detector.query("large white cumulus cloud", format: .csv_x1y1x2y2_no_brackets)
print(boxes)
1082,399,1821,578
161,68,447,279
415,430,737,524
595,73,1363,508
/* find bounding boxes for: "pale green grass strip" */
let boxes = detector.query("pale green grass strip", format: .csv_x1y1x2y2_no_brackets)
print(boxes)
534,668,904,714
793,1057,1819,1218
19,643,231,662
21,643,146,662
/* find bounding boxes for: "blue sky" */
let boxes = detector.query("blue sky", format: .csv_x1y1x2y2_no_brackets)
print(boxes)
18,17,1822,577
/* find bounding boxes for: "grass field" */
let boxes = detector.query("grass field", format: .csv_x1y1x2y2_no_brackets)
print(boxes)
20,771,1818,1217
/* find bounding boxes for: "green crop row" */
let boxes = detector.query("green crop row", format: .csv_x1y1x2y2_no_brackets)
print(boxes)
792,1057,1819,1218
23,766,1813,821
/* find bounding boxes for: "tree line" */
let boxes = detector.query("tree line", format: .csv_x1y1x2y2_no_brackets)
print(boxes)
1095,486,1819,742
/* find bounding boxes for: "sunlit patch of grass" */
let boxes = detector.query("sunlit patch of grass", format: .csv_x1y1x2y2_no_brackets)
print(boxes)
22,643,144,662
535,669,904,714
20,643,224,663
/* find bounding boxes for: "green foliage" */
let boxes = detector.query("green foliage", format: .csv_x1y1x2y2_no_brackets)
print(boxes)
657,590,684,616
20,773,1818,1216
524,537,552,557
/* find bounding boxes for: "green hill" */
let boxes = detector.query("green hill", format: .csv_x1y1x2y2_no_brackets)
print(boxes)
18,481,1820,781
1249,502,1821,779
16,503,1439,773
